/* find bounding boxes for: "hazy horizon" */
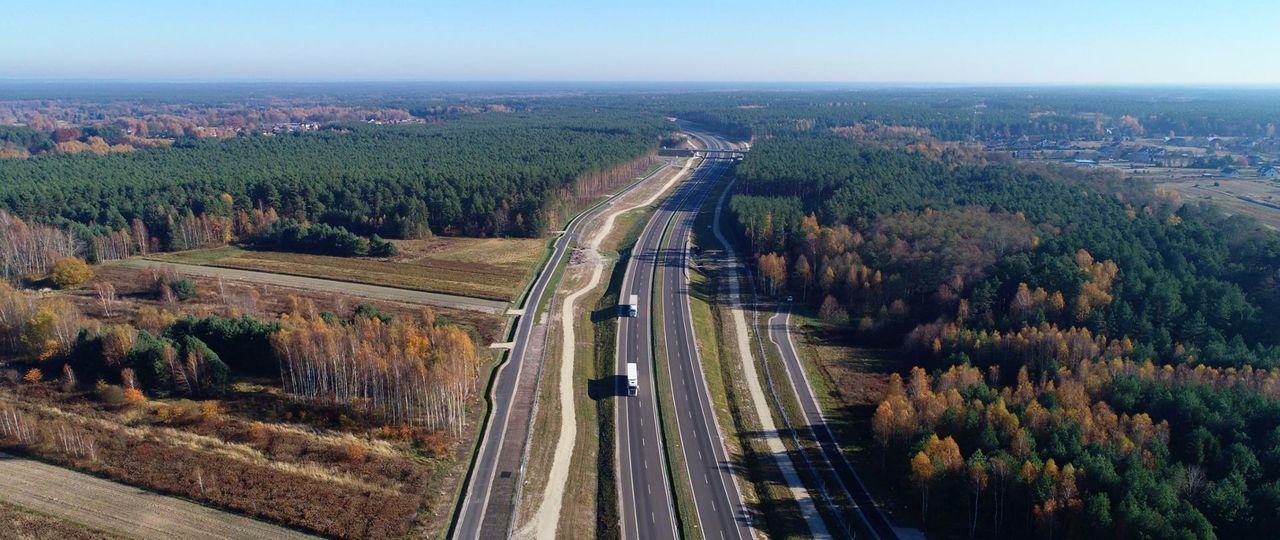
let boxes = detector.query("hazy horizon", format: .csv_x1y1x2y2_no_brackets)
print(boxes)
4,0,1278,85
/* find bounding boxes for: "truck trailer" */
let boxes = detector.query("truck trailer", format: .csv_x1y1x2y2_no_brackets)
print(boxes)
626,362,638,396
624,294,639,317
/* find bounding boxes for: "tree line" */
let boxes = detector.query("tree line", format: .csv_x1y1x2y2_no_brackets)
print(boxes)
0,109,673,253
728,134,1280,537
873,360,1280,538
2,280,485,435
731,135,1280,370
656,88,1280,141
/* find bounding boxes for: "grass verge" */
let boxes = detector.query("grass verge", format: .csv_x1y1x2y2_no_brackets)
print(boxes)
688,178,811,538
789,311,908,521
650,263,699,539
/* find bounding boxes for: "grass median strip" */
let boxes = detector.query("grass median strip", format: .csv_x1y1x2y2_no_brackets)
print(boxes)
651,270,699,539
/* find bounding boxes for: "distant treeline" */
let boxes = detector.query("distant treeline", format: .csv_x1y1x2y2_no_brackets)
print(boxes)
0,109,672,252
636,88,1280,140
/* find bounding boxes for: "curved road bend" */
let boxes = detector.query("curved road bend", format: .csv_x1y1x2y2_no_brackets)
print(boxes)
453,162,671,539
768,307,899,540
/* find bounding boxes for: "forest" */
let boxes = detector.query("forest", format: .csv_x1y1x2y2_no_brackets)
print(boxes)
646,88,1280,141
0,108,672,255
730,134,1280,538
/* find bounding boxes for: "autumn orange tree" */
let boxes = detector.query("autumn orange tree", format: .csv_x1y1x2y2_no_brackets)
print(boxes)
871,359,1280,538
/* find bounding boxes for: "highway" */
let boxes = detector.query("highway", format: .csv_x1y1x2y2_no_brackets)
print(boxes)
768,307,900,540
452,162,670,539
615,156,711,540
618,130,753,540
655,142,754,538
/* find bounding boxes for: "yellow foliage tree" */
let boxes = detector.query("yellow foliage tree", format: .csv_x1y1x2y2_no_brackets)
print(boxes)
911,451,935,519
50,256,93,289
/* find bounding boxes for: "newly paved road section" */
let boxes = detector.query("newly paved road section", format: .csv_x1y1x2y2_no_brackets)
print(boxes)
655,140,754,539
454,164,670,539
618,129,754,540
0,452,316,540
768,308,900,540
615,159,716,540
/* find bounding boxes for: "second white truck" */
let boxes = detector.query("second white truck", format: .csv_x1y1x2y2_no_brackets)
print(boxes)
626,362,638,397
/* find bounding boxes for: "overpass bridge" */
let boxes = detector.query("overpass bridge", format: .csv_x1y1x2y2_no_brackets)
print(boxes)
658,146,748,159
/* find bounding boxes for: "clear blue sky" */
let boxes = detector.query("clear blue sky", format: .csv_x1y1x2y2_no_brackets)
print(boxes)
2,0,1278,84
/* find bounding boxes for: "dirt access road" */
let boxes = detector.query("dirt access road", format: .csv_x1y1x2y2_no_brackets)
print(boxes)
0,452,316,540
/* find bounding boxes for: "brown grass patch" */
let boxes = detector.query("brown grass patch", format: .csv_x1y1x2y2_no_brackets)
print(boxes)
152,236,548,302
78,265,505,342
0,391,429,538
0,500,119,540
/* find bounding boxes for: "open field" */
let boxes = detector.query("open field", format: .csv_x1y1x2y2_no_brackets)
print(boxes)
148,235,548,302
82,264,506,342
1153,175,1280,229
0,499,121,540
115,258,509,315
0,451,313,540
0,361,490,540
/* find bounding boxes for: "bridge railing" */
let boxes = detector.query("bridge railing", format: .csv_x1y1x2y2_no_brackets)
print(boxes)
658,147,748,158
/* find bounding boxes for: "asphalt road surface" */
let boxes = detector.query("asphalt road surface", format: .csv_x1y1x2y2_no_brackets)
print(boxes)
768,308,900,540
615,158,713,540
0,452,316,540
452,163,670,539
655,142,753,539
618,130,753,540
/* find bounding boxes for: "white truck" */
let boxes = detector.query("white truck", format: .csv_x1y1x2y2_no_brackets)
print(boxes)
626,362,639,397
624,294,639,317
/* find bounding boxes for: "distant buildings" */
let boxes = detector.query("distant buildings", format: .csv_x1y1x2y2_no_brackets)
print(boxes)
1260,166,1279,178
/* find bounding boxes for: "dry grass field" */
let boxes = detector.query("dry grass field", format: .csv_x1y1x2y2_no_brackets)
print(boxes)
0,500,120,540
1154,175,1280,229
81,264,506,342
0,388,440,539
1,264,499,539
150,235,548,302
